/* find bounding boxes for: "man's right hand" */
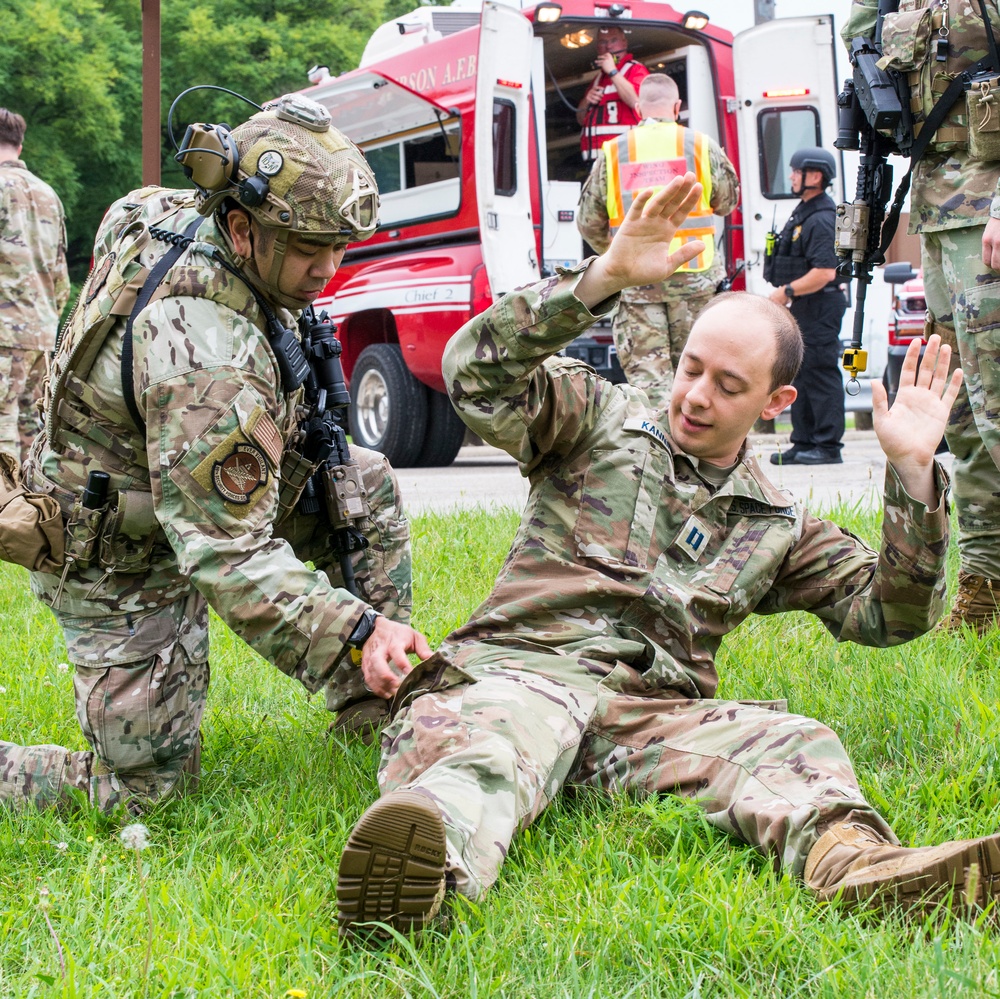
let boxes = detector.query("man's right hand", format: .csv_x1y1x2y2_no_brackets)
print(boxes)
575,174,704,308
359,617,433,700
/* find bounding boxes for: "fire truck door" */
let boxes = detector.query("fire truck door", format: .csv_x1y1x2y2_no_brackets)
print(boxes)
733,16,841,296
475,1,540,295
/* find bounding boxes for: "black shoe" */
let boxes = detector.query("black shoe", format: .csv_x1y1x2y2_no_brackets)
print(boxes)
792,447,843,465
770,447,802,465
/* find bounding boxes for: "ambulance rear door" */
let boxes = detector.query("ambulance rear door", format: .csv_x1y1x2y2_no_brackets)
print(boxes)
474,1,540,295
732,15,842,297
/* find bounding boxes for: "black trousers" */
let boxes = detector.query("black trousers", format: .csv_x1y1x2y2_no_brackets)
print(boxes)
789,291,848,452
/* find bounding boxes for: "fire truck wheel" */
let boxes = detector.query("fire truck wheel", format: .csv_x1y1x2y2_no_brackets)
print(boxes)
349,344,428,467
413,389,466,467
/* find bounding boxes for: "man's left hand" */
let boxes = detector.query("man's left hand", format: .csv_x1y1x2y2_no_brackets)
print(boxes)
983,216,1000,272
873,333,962,505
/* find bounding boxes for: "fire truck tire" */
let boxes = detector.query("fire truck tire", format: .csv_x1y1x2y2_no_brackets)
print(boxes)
414,389,466,467
349,344,428,467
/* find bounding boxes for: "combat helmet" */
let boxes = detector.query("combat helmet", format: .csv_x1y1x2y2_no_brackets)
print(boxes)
789,146,836,184
180,93,379,308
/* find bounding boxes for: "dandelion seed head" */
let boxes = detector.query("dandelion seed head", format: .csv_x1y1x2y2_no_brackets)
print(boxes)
57,662,69,673
119,823,151,851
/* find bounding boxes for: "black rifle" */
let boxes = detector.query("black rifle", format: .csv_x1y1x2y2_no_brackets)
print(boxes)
835,0,999,387
296,305,370,596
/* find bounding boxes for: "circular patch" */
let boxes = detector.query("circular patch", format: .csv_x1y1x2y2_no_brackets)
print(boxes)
212,443,268,504
85,251,117,304
257,150,284,177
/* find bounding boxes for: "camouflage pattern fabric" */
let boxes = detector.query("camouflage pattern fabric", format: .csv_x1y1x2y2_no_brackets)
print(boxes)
921,225,1000,577
0,188,412,813
0,159,70,459
386,265,950,898
611,292,714,410
0,347,48,461
577,127,738,397
0,160,70,351
845,1,1000,579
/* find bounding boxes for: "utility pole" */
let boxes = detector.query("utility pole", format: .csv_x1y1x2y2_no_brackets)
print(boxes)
142,0,161,186
755,0,776,22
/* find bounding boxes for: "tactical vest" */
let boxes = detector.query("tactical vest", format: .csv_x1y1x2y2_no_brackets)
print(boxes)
762,195,836,287
604,121,716,273
879,0,1000,153
31,189,314,572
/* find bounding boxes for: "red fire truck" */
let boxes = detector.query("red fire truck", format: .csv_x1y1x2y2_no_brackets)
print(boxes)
299,1,845,466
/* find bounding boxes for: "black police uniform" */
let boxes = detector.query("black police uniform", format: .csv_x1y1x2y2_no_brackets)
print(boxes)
766,192,847,458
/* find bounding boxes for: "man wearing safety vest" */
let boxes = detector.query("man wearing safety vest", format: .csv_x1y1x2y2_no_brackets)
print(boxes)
578,73,739,411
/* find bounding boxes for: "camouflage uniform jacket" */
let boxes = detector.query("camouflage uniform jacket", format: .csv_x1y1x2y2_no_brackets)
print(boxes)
844,0,1000,233
24,188,369,692
577,122,740,301
0,159,70,349
440,266,950,699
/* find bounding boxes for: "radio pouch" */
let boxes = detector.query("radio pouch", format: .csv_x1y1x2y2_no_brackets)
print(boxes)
968,74,1000,160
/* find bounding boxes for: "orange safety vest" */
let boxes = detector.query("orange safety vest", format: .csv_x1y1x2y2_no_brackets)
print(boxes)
604,120,715,273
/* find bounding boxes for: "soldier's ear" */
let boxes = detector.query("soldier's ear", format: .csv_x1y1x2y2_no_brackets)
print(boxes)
227,208,253,257
761,384,796,420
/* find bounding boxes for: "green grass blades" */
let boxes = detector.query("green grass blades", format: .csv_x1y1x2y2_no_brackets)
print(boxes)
4,503,1000,997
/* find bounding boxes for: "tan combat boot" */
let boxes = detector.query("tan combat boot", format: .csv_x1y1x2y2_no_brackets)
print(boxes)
804,822,1000,913
337,789,448,940
330,697,390,746
939,572,1000,635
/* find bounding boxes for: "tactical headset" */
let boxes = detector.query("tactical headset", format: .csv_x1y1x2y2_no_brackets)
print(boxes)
169,86,272,209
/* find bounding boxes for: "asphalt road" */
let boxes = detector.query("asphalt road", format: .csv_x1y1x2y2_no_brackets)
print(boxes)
395,431,953,516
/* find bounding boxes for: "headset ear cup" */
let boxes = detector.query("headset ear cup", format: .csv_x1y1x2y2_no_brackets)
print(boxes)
176,123,240,194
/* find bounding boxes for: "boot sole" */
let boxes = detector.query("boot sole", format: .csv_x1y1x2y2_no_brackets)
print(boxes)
337,790,446,938
839,834,1000,913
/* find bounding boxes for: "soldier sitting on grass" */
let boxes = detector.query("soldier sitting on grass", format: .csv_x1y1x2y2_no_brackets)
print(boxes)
334,173,1000,940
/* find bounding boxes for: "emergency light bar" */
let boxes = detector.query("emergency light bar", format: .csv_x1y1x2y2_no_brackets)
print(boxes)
763,88,811,98
497,79,524,89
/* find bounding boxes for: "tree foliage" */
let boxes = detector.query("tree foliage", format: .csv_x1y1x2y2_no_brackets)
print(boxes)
0,0,420,278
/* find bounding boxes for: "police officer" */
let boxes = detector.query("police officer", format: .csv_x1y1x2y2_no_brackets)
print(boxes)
765,147,847,466
0,95,432,813
578,73,740,410
333,176,996,941
844,0,1000,633
0,108,70,462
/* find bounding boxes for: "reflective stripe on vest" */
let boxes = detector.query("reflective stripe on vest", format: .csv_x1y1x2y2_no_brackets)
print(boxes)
605,121,715,273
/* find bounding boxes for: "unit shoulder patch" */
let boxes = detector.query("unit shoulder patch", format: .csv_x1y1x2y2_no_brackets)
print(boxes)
212,443,268,504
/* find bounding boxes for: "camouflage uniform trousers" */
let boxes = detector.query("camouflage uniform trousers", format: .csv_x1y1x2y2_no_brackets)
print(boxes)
612,287,715,412
0,446,412,813
0,346,47,462
921,224,1000,578
379,645,895,899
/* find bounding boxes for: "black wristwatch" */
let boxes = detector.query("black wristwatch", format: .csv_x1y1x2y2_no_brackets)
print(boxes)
784,284,796,299
347,608,382,650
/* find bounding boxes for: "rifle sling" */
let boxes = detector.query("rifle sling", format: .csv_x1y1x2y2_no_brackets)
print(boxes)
121,214,206,434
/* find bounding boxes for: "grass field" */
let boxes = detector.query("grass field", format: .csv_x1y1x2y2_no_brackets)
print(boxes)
3,502,1000,998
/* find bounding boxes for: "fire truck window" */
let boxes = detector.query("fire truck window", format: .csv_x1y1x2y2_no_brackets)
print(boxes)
757,107,820,199
404,128,461,188
365,144,402,195
493,99,516,197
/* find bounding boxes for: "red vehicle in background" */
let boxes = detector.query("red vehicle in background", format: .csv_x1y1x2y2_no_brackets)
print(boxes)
882,262,926,407
295,2,844,466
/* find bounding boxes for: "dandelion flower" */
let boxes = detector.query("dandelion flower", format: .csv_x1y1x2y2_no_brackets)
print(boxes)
284,990,308,998
119,823,151,851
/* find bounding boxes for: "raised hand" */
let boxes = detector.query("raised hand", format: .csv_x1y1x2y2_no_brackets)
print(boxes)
872,333,962,506
576,174,704,308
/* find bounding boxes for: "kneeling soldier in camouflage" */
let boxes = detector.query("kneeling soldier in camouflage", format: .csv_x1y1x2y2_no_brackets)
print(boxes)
0,95,430,813
336,174,1000,937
